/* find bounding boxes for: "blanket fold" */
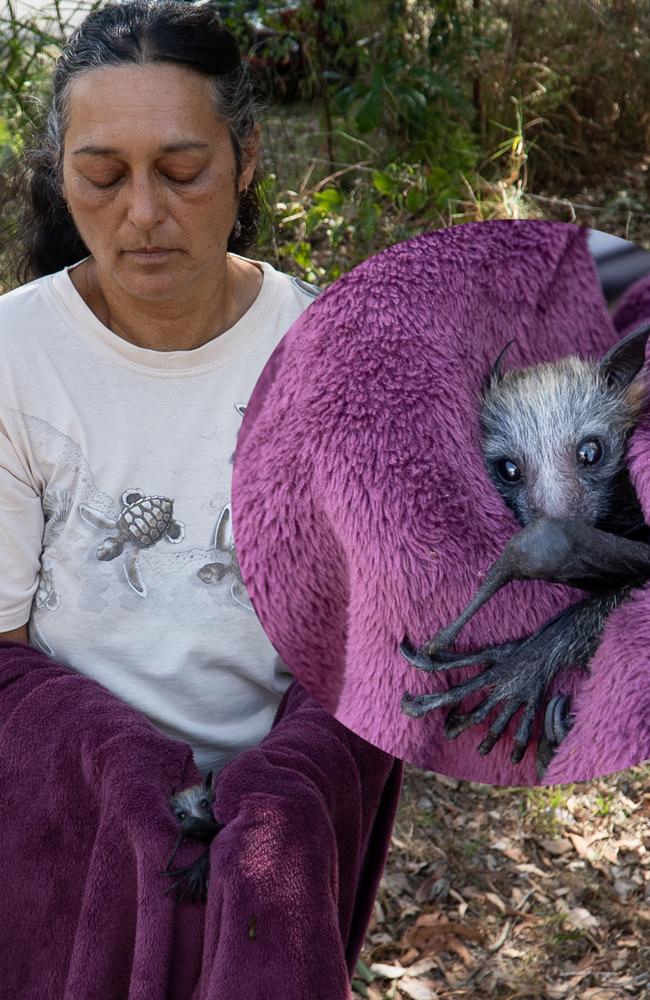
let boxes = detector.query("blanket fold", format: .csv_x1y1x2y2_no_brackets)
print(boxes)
0,640,401,999
233,220,650,785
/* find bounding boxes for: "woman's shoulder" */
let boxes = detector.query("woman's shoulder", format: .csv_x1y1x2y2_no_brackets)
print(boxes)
0,272,59,340
262,262,321,303
284,272,321,303
235,254,321,311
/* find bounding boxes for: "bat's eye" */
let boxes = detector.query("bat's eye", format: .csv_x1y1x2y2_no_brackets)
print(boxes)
577,439,603,466
495,458,522,483
176,810,187,822
199,798,209,810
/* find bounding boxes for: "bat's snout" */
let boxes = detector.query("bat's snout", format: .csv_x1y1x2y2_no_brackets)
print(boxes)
180,816,222,843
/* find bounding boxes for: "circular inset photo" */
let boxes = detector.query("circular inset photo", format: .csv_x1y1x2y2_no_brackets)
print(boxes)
232,219,650,786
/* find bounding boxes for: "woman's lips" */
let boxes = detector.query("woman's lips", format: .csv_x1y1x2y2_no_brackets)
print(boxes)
126,248,174,261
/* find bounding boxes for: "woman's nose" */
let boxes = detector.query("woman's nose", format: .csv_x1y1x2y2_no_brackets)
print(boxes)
126,174,166,230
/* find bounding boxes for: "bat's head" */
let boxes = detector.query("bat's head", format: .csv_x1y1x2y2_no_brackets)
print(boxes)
169,770,217,841
481,323,650,529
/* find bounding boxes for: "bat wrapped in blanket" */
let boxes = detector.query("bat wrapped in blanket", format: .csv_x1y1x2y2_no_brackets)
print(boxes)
400,322,650,774
161,770,223,902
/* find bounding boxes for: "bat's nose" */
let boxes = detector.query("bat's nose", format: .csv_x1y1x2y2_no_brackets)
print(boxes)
180,817,222,842
507,517,576,577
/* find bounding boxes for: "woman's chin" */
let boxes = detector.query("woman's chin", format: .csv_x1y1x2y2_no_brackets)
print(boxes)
114,255,190,301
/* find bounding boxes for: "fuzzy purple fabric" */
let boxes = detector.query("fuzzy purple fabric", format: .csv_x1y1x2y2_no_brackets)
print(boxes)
0,640,401,999
233,220,650,786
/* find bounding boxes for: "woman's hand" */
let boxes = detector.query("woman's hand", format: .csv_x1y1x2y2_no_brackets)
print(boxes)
0,625,28,644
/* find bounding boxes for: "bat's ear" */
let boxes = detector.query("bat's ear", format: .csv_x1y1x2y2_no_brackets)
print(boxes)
203,770,213,792
487,340,515,386
600,322,650,389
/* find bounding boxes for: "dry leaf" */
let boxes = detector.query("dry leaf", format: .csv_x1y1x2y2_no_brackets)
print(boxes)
614,837,642,851
398,977,439,1000
569,831,607,859
485,891,507,912
492,839,526,863
403,959,436,977
371,963,406,980
546,982,573,999
415,877,449,904
515,863,548,877
540,838,572,856
563,907,599,931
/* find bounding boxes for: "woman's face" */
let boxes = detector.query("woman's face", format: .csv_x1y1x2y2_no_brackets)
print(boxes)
61,62,256,302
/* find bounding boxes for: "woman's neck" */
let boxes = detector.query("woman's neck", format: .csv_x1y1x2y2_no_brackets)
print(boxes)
69,254,263,352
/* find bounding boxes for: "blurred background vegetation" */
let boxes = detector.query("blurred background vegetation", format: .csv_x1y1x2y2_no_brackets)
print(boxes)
1,0,649,289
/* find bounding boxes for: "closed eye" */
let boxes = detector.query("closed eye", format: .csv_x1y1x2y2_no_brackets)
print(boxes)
84,176,122,190
86,172,200,190
161,171,201,185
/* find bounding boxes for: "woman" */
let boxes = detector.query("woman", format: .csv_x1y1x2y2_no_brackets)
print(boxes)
0,0,319,776
0,3,401,996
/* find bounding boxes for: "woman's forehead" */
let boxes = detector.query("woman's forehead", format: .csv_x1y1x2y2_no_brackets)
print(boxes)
65,63,226,147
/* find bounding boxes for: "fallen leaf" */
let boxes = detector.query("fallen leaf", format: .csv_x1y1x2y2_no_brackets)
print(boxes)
563,907,599,931
515,864,549,877
415,877,450,904
371,963,406,980
398,977,439,999
403,959,436,977
614,837,642,851
540,838,573,856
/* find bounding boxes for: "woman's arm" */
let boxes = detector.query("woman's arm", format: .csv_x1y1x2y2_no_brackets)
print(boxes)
0,625,29,643
0,413,44,641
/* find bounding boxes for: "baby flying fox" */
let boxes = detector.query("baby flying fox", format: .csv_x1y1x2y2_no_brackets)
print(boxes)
402,322,650,775
162,771,223,902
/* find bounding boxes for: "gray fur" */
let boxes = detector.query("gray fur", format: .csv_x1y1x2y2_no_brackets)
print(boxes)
481,355,643,527
169,771,214,824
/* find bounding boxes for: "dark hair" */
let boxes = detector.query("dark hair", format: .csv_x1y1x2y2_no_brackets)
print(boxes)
13,0,262,282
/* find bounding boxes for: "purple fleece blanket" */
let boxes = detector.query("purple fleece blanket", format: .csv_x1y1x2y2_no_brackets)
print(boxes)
0,640,401,999
233,221,650,786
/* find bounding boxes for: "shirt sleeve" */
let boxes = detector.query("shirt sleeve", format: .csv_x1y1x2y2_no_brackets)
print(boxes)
0,420,43,631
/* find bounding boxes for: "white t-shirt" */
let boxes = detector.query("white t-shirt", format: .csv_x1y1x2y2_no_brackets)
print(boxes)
0,255,317,774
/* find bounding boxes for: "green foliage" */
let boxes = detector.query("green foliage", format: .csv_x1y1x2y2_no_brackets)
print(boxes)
0,3,103,163
352,957,376,996
594,793,613,817
336,2,473,160
1,0,649,291
521,785,574,836
1,8,50,156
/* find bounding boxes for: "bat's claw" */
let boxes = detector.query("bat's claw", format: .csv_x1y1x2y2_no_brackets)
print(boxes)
543,694,574,745
399,639,437,671
161,850,211,903
401,692,436,717
422,623,461,657
444,707,475,740
402,627,564,765
400,637,488,672
535,694,574,779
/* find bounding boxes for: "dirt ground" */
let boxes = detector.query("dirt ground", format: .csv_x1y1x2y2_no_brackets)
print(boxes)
354,763,650,1000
